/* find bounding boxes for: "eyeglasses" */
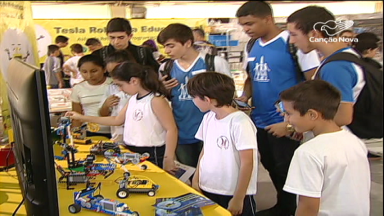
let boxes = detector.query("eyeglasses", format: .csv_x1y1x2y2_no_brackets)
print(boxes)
274,100,285,114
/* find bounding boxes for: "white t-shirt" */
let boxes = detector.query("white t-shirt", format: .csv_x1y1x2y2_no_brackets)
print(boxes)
70,77,113,134
195,111,258,196
283,130,370,216
98,84,131,142
63,55,84,87
123,93,166,147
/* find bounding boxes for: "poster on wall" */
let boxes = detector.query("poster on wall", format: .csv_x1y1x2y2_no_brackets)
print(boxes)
0,1,39,139
33,18,207,63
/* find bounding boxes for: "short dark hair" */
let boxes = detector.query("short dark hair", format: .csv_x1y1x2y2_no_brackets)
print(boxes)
85,38,102,46
192,28,205,38
47,44,59,55
187,72,235,108
55,35,69,44
77,54,105,69
338,29,354,37
287,6,335,38
105,50,132,64
157,23,194,45
236,1,273,18
353,32,380,54
280,80,341,120
70,43,84,54
106,17,132,35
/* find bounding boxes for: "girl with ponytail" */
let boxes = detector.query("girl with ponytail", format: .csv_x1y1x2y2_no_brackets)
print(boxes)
66,61,178,174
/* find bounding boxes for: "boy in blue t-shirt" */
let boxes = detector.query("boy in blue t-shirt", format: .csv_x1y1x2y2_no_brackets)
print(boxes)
287,7,366,137
157,23,231,168
236,1,320,215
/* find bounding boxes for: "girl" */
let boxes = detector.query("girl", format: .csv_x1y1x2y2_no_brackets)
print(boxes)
70,54,113,139
98,51,133,143
66,61,178,173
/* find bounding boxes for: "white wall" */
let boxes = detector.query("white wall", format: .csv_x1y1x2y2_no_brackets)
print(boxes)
32,4,111,19
30,1,380,19
146,1,379,18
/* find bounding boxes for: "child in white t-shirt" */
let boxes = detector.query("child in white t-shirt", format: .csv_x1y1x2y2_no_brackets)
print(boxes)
66,61,178,174
187,72,258,216
280,80,370,216
70,54,113,139
63,43,84,87
98,51,133,143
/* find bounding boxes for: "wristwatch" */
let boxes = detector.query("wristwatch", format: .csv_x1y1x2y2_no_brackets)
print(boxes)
286,124,295,133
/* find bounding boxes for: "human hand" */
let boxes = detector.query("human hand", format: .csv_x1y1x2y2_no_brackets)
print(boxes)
160,75,179,90
163,157,178,175
191,174,202,193
65,111,84,121
104,95,120,108
265,122,291,138
227,197,244,216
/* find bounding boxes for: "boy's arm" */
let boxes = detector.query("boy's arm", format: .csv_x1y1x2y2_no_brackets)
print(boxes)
296,195,320,216
192,148,204,193
319,62,355,126
228,149,254,215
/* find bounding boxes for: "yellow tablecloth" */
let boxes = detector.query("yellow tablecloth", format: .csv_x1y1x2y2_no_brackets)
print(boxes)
0,138,231,216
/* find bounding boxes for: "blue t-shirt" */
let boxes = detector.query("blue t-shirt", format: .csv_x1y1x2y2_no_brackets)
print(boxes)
168,54,230,144
247,31,319,128
318,47,364,103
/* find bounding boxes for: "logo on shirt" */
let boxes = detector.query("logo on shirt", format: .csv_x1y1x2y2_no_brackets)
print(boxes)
133,109,143,121
178,76,193,101
253,56,270,82
217,136,230,150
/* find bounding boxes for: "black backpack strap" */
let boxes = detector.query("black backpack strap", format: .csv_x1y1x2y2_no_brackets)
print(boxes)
245,38,257,74
247,38,257,53
138,46,147,66
287,36,304,82
205,53,215,72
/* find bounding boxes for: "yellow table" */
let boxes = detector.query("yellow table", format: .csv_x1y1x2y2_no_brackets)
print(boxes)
0,139,231,216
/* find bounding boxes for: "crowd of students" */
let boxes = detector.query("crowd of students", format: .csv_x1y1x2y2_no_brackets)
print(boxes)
39,1,383,215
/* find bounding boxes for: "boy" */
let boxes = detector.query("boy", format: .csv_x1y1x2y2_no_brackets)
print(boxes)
43,44,64,89
157,23,231,168
63,43,84,87
353,32,382,70
280,80,370,216
235,2,320,215
188,72,258,216
98,50,132,143
92,17,159,72
85,38,103,52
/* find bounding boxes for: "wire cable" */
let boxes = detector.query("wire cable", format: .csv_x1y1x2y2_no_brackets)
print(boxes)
12,197,24,216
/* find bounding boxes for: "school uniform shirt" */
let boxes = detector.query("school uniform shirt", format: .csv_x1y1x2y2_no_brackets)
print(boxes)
123,93,166,147
283,130,370,216
98,84,131,142
159,52,231,144
247,30,320,128
63,55,84,87
70,77,113,134
315,47,365,103
195,111,258,195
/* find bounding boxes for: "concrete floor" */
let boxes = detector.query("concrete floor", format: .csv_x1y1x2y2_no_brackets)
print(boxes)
254,141,383,216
